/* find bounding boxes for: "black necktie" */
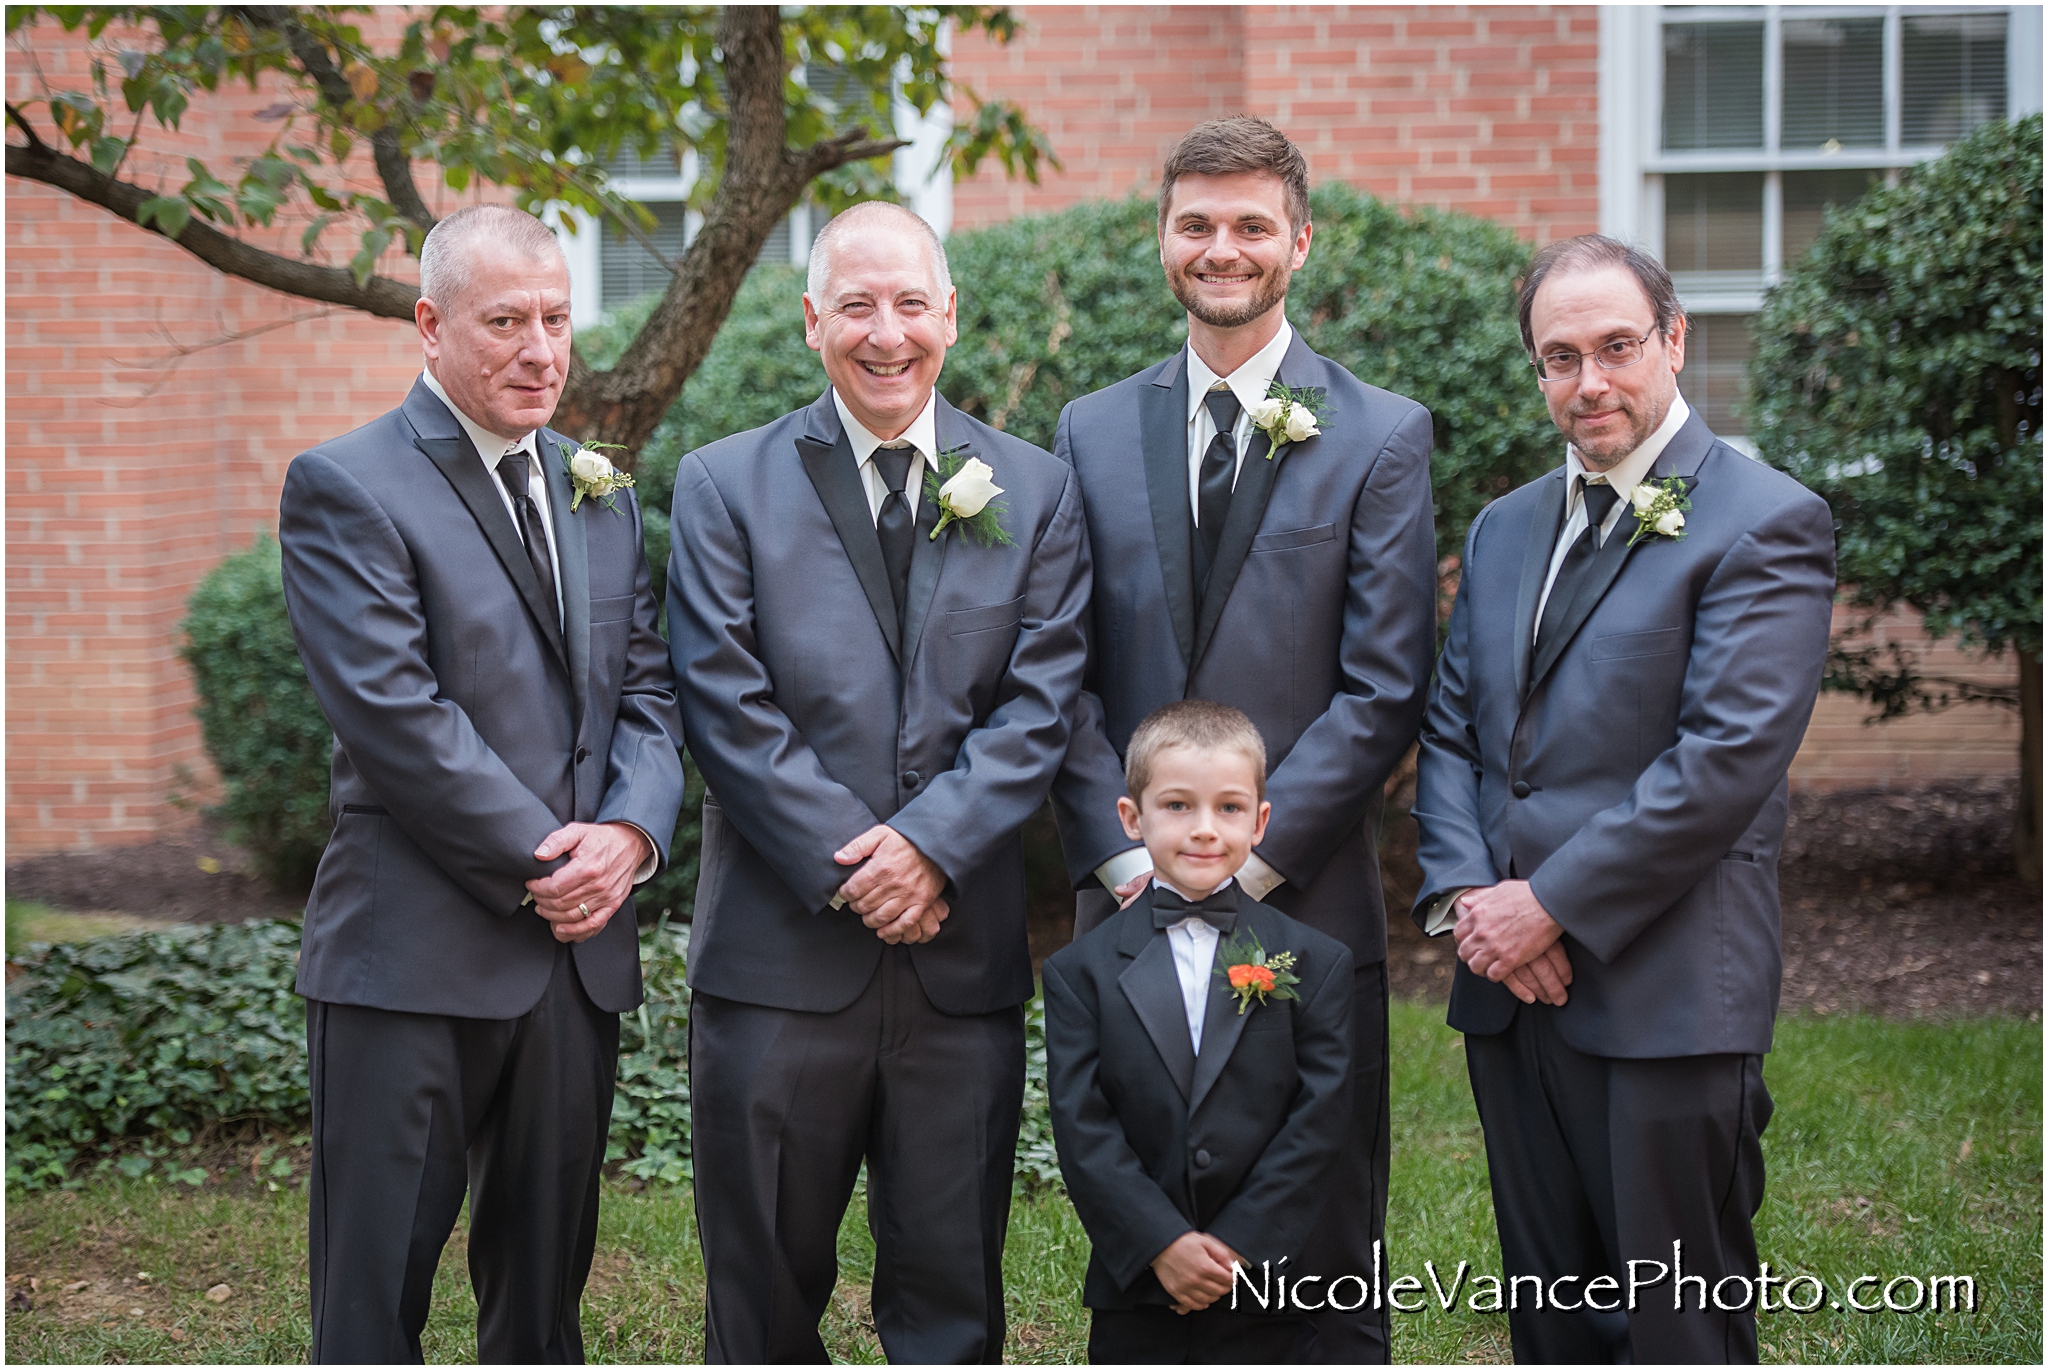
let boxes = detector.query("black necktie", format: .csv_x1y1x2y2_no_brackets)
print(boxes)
1536,478,1621,647
873,442,916,623
1152,885,1240,934
496,450,559,629
1196,387,1243,570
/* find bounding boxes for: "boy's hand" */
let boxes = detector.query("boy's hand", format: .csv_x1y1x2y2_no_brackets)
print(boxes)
1150,1230,1241,1314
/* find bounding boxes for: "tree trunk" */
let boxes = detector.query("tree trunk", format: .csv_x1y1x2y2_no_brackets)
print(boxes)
2018,650,2040,883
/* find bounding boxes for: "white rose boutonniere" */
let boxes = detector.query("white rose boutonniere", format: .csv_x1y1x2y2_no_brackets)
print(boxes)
562,440,635,513
1250,381,1330,460
1626,475,1691,548
925,446,1016,547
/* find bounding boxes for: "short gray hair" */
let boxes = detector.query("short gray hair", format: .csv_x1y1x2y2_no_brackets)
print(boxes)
805,200,952,302
418,204,566,310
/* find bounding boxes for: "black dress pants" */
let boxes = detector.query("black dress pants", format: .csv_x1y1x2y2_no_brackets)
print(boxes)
689,946,1026,1364
1089,1304,1309,1364
305,946,620,1363
1464,1004,1772,1364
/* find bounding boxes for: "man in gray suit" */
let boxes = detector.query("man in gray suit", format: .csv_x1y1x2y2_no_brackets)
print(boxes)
1413,235,1836,1363
667,201,1091,1363
1050,117,1439,1363
278,205,685,1361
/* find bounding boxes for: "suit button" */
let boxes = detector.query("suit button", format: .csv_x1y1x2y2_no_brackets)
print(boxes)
576,747,592,764
1193,1148,1213,1169
1511,780,1531,799
902,770,922,788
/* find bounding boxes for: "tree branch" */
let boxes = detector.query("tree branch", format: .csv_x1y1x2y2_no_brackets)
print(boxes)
237,6,436,233
4,129,419,320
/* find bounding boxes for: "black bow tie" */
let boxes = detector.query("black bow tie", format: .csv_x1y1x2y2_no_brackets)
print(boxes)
1152,886,1240,934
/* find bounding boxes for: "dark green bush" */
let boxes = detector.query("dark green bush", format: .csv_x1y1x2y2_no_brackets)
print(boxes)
180,537,335,890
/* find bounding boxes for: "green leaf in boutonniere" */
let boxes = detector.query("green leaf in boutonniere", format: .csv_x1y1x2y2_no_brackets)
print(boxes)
563,439,635,513
923,445,1016,547
1213,929,1302,1015
1625,474,1691,548
1245,382,1329,460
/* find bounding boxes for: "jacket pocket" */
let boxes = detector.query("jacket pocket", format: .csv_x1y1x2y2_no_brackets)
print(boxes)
341,803,388,816
946,594,1025,636
1249,522,1337,554
1590,626,1687,661
589,593,636,625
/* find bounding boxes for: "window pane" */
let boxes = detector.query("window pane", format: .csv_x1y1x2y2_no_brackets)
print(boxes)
1664,173,1765,272
756,215,792,267
599,202,691,311
1683,314,1754,437
1664,22,1765,150
1782,169,1883,266
1782,18,1884,149
602,140,682,180
1903,13,2009,145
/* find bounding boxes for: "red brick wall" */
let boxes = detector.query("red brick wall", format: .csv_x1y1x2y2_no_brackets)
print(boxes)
950,5,1601,242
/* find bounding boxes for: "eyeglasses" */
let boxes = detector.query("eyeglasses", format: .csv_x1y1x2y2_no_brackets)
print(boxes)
1531,331,1657,382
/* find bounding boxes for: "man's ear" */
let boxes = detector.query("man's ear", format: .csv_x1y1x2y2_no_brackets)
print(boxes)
1117,795,1144,842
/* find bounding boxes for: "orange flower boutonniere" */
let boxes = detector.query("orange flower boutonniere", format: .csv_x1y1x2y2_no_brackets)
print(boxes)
1214,931,1301,1015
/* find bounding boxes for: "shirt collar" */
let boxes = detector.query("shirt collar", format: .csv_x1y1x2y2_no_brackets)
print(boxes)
833,388,940,469
421,368,538,473
1185,319,1296,425
1566,395,1690,505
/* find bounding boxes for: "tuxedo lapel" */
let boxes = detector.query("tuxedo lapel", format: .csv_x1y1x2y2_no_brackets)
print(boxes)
1187,968,1252,1116
795,395,901,662
1141,353,1197,665
1118,908,1195,1103
1513,471,1568,700
407,386,568,671
539,431,591,731
900,403,968,671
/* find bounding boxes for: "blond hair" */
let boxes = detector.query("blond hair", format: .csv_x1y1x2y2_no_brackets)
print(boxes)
1125,700,1268,804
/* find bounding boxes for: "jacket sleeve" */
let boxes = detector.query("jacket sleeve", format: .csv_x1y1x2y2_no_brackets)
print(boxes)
1528,492,1837,961
1047,402,1145,885
1255,402,1438,890
887,462,1095,887
665,451,883,912
1043,957,1197,1291
277,451,566,914
1410,505,1507,921
594,488,688,868
1205,945,1356,1263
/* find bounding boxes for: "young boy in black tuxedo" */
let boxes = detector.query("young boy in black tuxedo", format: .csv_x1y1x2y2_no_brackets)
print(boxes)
1044,700,1355,1364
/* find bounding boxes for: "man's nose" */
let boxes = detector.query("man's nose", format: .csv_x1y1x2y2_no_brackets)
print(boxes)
513,318,555,367
866,305,907,350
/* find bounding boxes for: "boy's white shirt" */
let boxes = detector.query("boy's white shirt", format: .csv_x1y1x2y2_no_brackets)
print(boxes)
1154,875,1236,1055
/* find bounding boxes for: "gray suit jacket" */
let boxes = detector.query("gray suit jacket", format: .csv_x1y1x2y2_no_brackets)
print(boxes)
667,389,1092,1017
279,379,686,1018
1050,335,1438,963
1412,410,1836,1057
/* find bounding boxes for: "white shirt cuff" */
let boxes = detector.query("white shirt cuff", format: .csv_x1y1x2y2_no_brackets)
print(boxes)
1236,854,1286,902
1423,888,1469,936
619,822,659,885
1096,848,1154,894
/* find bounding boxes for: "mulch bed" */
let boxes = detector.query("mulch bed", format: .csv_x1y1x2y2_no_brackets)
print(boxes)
9,781,2038,1021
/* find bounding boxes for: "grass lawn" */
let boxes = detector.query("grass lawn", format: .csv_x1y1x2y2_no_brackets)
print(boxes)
6,1003,2038,1363
5,901,161,958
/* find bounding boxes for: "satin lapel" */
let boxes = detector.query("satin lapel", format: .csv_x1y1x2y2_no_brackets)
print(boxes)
1141,353,1197,665
796,419,901,663
416,433,569,670
1190,429,1292,672
1527,509,1642,695
1188,957,1252,1116
1513,471,1568,700
900,414,966,672
1119,929,1196,1103
540,432,591,731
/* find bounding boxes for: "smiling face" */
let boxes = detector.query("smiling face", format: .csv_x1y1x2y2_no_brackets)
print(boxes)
804,224,958,440
1159,171,1312,332
416,239,572,439
1117,742,1271,901
1528,264,1687,470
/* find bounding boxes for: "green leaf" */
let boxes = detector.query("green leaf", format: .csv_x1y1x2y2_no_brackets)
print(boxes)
299,213,332,257
87,135,127,174
137,195,191,239
348,226,393,286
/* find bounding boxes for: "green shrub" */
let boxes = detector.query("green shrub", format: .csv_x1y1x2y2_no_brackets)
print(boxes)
5,920,1060,1192
180,538,334,890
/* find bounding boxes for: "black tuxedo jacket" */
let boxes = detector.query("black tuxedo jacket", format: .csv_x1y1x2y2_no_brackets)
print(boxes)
1043,887,1354,1309
1050,334,1437,963
667,389,1092,1016
279,380,687,1018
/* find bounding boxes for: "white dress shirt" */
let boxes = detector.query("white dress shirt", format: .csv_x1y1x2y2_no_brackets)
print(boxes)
1159,876,1234,1054
1423,396,1693,936
834,388,937,524
419,369,656,886
1184,319,1296,522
